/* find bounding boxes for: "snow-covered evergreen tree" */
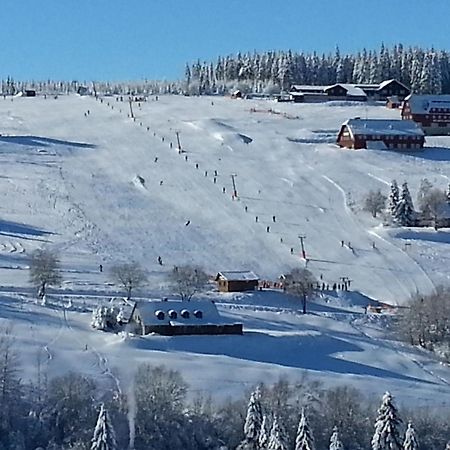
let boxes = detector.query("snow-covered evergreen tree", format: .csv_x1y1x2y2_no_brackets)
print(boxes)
259,415,270,449
419,52,433,94
446,183,450,203
295,408,315,450
91,306,107,330
329,426,344,450
238,388,263,449
268,415,289,450
91,403,117,450
389,180,400,217
91,306,120,331
394,182,415,226
371,391,402,450
403,421,419,450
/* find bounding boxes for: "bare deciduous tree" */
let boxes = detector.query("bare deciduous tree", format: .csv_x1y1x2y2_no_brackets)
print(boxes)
398,286,450,351
0,324,21,429
110,262,147,301
420,188,447,229
168,265,208,301
29,248,62,300
363,190,387,218
282,268,316,314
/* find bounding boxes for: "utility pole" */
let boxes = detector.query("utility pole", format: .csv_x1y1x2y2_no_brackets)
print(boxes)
175,131,182,152
230,173,238,198
298,235,306,259
128,97,134,119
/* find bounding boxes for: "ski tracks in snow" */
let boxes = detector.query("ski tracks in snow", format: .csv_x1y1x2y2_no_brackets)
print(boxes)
63,308,122,396
322,174,435,303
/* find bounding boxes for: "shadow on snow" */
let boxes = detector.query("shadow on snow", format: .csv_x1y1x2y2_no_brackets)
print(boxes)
0,135,96,150
0,219,54,238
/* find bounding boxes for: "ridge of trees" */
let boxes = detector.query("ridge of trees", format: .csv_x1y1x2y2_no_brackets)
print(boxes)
185,43,450,95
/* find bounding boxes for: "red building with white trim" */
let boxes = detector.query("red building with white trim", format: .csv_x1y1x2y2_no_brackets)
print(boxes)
402,94,450,135
337,118,425,150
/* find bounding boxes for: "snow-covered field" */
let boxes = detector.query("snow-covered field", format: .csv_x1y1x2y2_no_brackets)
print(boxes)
1,94,450,407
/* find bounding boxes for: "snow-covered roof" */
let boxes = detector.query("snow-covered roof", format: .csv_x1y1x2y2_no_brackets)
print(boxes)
354,83,379,90
290,85,328,92
330,84,367,97
216,270,259,282
405,94,450,114
133,300,234,326
378,79,405,90
343,118,424,137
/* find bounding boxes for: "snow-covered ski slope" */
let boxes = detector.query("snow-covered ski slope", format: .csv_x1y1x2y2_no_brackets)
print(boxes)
1,95,450,406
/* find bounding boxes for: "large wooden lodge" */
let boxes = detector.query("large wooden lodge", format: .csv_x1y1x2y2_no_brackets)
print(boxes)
337,118,425,150
402,94,450,135
289,79,410,103
129,300,243,336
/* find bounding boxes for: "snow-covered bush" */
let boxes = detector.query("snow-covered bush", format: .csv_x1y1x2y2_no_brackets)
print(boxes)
91,305,120,331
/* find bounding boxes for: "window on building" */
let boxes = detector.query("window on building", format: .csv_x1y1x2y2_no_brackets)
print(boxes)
193,310,203,319
168,310,177,319
155,311,165,320
181,309,190,319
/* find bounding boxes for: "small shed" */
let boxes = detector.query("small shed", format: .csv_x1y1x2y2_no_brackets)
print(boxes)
215,271,259,292
386,96,402,109
231,90,243,99
337,118,425,150
129,299,243,336
77,86,90,96
24,89,36,97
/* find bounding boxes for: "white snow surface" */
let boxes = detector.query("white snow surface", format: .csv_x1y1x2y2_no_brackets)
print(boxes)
1,95,450,407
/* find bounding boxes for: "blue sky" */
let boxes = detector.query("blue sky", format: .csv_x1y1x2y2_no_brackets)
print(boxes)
1,0,449,81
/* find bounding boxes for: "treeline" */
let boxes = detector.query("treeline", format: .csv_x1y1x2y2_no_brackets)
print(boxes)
1,327,450,450
185,44,450,95
0,77,185,96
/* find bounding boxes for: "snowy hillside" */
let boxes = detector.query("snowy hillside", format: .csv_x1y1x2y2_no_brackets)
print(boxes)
1,94,450,406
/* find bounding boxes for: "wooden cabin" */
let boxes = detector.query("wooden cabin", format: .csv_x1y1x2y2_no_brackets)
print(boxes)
386,96,402,109
77,86,90,96
402,94,450,135
215,271,259,292
337,118,425,150
128,300,243,336
357,79,410,101
24,89,36,97
289,84,366,102
231,90,243,99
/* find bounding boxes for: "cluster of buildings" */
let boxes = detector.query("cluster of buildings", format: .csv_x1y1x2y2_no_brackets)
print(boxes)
288,79,409,104
336,94,450,150
121,271,259,337
278,78,450,150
